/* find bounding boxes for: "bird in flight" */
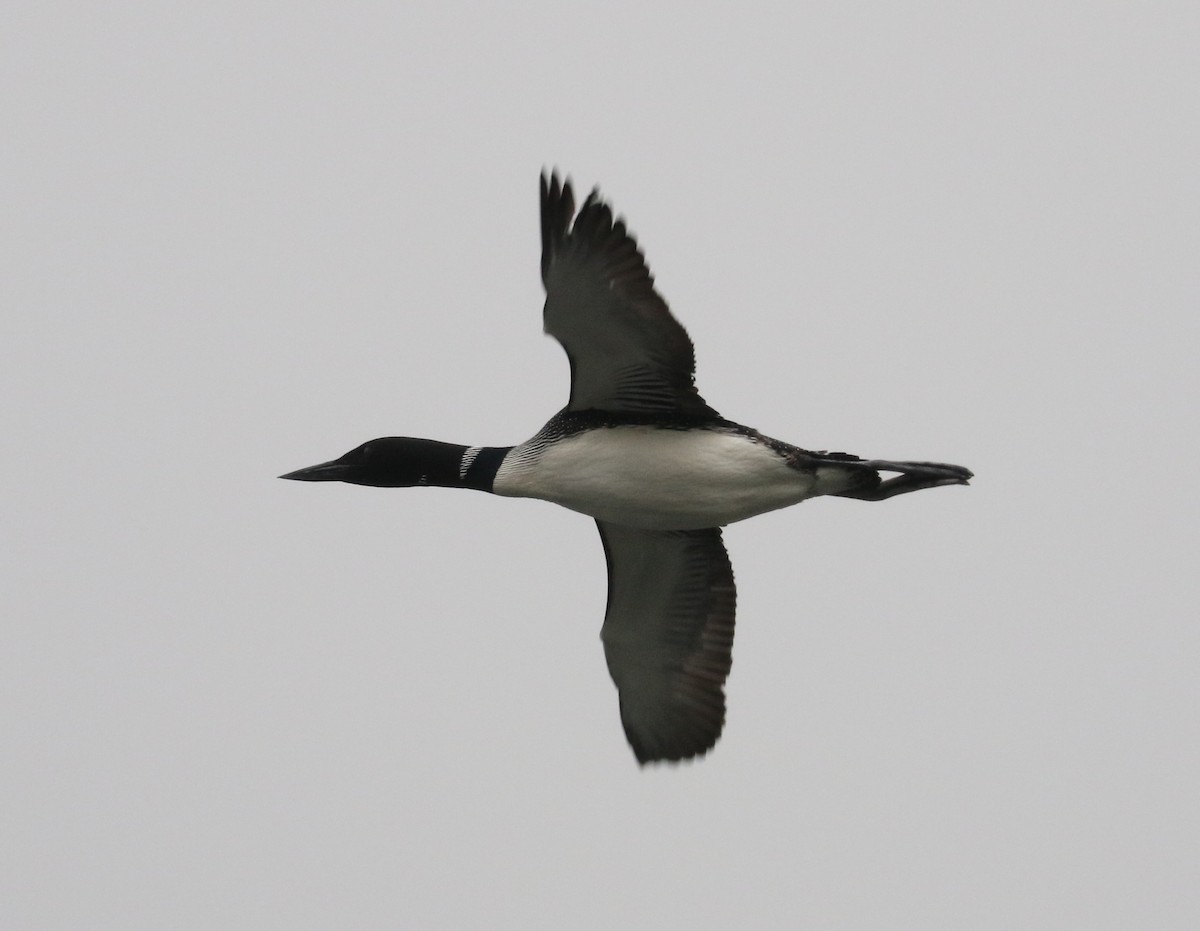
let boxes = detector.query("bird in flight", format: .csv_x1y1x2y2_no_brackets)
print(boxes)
281,172,972,765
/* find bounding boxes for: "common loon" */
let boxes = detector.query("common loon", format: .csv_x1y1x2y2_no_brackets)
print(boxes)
281,172,972,765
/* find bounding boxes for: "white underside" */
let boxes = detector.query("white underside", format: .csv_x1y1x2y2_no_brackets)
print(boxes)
492,425,856,530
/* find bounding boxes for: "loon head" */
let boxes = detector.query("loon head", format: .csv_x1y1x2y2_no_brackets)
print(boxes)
279,437,462,488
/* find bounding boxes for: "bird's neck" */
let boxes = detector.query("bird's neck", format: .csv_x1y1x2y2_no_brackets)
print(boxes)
420,442,512,492
456,445,513,492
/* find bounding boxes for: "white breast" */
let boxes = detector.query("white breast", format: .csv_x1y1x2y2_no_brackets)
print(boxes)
493,425,841,530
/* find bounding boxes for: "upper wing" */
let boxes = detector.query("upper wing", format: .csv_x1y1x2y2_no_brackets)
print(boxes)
540,172,718,417
596,521,737,764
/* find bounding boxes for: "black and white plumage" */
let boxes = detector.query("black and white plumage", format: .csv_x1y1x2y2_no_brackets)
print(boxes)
281,172,972,765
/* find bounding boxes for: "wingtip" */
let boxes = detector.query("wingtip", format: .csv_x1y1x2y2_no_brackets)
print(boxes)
540,169,608,215
631,739,719,767
541,167,572,199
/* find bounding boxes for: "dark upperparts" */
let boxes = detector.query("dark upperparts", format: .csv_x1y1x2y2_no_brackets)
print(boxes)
279,438,512,492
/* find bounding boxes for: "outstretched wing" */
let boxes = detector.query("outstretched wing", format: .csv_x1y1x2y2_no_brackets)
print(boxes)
540,172,718,417
596,521,737,764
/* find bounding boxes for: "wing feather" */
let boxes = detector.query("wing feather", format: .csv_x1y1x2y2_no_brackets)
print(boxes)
596,521,736,764
540,172,719,417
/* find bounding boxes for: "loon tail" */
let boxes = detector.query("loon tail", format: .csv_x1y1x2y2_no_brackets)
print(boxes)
824,457,974,501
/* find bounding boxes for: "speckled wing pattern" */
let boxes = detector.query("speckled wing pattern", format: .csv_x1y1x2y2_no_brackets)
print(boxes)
597,521,736,764
540,172,719,418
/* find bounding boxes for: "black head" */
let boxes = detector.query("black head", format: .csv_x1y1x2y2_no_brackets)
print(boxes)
279,437,465,488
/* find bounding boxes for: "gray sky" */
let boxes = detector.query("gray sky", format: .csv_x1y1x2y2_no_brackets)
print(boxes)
4,3,1198,928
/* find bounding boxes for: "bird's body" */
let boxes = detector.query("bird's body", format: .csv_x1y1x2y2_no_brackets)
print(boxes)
282,172,972,765
494,413,866,530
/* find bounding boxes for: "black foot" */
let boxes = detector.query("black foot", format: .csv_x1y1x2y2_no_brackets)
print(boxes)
834,460,973,501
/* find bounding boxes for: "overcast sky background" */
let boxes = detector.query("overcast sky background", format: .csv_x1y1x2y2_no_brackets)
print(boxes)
4,3,1198,928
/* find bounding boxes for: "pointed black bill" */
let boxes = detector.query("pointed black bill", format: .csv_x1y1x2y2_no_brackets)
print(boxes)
278,459,351,482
